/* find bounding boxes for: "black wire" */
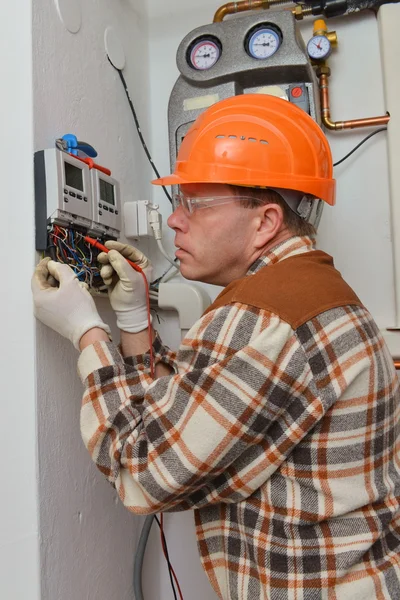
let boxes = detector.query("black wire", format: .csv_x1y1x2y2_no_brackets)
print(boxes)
154,515,178,600
333,127,387,167
108,56,173,204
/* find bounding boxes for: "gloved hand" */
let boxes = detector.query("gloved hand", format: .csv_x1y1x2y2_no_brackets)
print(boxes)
32,258,111,349
98,241,153,333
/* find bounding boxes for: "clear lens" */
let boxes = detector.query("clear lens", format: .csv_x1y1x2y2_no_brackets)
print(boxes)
171,194,263,214
172,194,181,211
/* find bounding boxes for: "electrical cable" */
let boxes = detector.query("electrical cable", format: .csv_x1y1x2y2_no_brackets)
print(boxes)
108,57,172,205
133,515,155,600
154,515,184,600
333,127,387,167
134,514,181,600
160,265,179,285
156,518,178,600
156,239,177,267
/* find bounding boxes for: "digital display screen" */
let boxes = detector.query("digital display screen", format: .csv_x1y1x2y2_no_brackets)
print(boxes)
100,178,115,205
64,162,84,191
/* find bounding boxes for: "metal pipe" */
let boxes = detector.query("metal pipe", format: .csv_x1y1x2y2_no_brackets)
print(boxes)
394,360,400,370
318,73,390,130
213,0,291,22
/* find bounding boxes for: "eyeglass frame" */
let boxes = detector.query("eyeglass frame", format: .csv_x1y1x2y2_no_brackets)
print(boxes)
171,192,266,214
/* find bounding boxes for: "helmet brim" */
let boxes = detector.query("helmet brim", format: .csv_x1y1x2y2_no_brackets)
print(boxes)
151,174,335,206
151,174,184,187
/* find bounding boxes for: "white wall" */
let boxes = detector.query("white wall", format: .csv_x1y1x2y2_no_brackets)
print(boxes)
33,1,152,598
145,3,395,599
0,3,41,599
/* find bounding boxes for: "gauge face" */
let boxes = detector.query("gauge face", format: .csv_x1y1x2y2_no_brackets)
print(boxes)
247,27,281,60
307,35,331,60
189,39,221,70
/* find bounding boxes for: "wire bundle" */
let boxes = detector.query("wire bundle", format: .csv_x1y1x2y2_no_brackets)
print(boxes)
47,226,106,289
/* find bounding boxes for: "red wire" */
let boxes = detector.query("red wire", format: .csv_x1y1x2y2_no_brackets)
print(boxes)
141,271,155,379
160,514,184,600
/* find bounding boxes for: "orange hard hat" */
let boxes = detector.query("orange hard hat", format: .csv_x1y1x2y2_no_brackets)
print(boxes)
152,94,335,206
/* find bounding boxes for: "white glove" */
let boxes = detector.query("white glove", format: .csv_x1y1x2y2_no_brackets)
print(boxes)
98,241,153,333
32,258,111,349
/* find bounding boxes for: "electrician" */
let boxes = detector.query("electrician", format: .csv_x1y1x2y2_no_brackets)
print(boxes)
32,95,400,600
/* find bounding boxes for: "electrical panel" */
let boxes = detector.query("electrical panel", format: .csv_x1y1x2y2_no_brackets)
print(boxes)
35,147,121,250
34,147,121,292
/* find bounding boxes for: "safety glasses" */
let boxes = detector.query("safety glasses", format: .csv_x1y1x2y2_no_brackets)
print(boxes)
172,193,263,214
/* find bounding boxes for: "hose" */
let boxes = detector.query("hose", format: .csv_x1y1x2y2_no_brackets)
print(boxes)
133,515,155,600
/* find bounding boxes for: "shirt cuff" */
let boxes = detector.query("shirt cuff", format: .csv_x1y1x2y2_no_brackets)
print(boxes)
78,333,176,383
78,341,125,383
123,332,177,372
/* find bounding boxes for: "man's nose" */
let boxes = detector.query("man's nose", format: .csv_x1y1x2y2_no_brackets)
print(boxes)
167,205,188,232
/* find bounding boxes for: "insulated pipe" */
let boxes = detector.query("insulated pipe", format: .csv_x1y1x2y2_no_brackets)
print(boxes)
213,0,291,22
318,72,390,130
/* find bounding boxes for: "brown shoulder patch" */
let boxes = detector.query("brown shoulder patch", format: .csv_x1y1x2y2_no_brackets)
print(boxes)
204,251,363,330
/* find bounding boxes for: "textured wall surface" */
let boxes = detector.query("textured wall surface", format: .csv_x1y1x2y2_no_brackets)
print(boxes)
33,1,151,598
0,2,41,599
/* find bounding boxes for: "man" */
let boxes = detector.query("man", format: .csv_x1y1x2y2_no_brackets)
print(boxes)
32,95,400,599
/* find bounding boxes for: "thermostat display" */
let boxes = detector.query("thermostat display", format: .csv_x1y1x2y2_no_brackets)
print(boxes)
100,179,115,206
91,169,121,237
65,162,84,192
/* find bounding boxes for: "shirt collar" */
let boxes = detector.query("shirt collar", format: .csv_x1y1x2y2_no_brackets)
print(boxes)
247,235,317,276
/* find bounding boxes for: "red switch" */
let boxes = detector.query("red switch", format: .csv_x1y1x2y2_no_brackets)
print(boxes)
291,86,303,98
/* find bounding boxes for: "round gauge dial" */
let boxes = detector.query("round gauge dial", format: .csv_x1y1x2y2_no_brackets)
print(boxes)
246,26,282,60
307,35,331,61
188,38,221,70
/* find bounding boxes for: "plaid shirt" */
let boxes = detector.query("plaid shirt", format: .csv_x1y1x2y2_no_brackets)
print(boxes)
79,236,400,600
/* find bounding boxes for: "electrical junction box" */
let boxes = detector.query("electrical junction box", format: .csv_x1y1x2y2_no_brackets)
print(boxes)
124,200,157,239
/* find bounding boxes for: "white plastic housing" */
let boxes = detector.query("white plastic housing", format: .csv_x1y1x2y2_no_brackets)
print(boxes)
124,200,154,238
43,148,92,229
158,282,211,333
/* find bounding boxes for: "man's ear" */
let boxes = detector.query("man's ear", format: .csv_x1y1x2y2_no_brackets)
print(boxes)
253,203,285,249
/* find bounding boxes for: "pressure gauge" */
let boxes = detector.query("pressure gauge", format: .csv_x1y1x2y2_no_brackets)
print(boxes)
307,35,331,61
245,25,282,60
188,37,222,70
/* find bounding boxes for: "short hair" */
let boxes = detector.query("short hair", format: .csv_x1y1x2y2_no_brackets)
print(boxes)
230,185,317,238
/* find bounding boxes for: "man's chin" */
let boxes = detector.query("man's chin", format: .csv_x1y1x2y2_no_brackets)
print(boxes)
179,265,218,286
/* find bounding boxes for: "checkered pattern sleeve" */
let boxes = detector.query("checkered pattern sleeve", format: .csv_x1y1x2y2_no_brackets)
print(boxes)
78,302,331,515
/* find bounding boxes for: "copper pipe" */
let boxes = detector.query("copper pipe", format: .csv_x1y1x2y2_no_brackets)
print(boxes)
394,361,400,370
319,73,390,131
213,0,290,23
